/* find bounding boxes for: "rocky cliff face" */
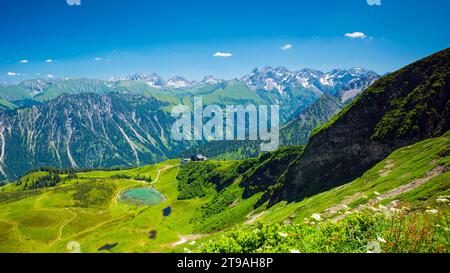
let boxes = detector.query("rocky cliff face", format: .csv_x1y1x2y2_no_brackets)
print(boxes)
269,48,450,204
0,93,183,181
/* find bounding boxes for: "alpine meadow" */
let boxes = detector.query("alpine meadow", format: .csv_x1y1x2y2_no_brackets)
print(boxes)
0,0,449,258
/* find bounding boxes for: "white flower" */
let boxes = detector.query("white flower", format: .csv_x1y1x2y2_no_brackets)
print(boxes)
183,248,191,253
290,249,300,253
436,198,449,203
426,209,438,214
374,191,381,196
389,207,401,214
367,241,382,253
189,241,196,245
278,232,288,238
311,213,322,221
377,237,387,243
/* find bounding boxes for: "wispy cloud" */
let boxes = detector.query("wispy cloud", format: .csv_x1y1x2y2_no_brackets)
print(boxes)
45,59,53,63
94,57,102,61
19,59,29,63
213,52,232,57
345,32,367,39
47,74,55,78
7,72,18,76
281,44,293,50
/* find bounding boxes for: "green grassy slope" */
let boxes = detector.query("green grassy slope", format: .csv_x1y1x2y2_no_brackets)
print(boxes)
186,132,450,253
0,132,448,253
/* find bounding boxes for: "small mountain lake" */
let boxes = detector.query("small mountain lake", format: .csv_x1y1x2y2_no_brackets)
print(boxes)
119,187,165,205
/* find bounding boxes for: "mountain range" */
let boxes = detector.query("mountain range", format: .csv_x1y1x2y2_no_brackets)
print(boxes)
0,48,448,253
0,67,379,181
267,47,450,205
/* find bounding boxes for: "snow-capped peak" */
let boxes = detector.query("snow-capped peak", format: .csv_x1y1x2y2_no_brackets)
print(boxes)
241,66,379,101
165,76,192,89
125,73,164,88
200,75,221,85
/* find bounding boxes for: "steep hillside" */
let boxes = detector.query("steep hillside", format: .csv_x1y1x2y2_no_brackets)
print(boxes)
189,132,450,253
269,47,450,204
0,132,448,253
181,94,345,160
281,93,344,146
0,93,186,181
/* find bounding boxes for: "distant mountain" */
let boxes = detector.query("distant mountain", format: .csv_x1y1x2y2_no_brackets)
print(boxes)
241,66,379,121
267,47,450,205
280,93,344,146
124,73,165,88
180,93,346,160
0,67,380,180
242,66,379,103
0,67,378,121
0,78,114,103
0,93,188,181
123,73,194,90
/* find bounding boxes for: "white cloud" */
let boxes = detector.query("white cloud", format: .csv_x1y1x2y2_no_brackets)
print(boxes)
281,44,293,50
19,59,29,63
213,52,232,57
46,59,53,63
7,72,17,76
47,74,55,78
94,57,102,61
345,32,367,39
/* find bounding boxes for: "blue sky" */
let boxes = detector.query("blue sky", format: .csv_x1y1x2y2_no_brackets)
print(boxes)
0,0,449,82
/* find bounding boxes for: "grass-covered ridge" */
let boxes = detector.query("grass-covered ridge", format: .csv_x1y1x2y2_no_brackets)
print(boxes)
312,47,450,140
0,132,449,253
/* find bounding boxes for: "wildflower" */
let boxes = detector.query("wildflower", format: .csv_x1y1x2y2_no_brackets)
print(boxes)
189,241,196,245
290,249,300,253
278,232,288,238
377,237,387,243
436,198,449,203
311,213,322,221
426,209,438,214
184,248,191,253
367,241,382,253
389,207,401,214
374,191,381,196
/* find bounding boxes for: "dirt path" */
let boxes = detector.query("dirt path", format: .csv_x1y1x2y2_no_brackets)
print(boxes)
56,209,77,241
244,211,266,225
151,165,178,184
171,234,205,247
369,165,448,205
332,165,448,221
154,168,163,183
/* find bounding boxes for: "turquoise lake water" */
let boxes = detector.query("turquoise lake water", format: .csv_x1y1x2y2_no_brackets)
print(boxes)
119,187,165,205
